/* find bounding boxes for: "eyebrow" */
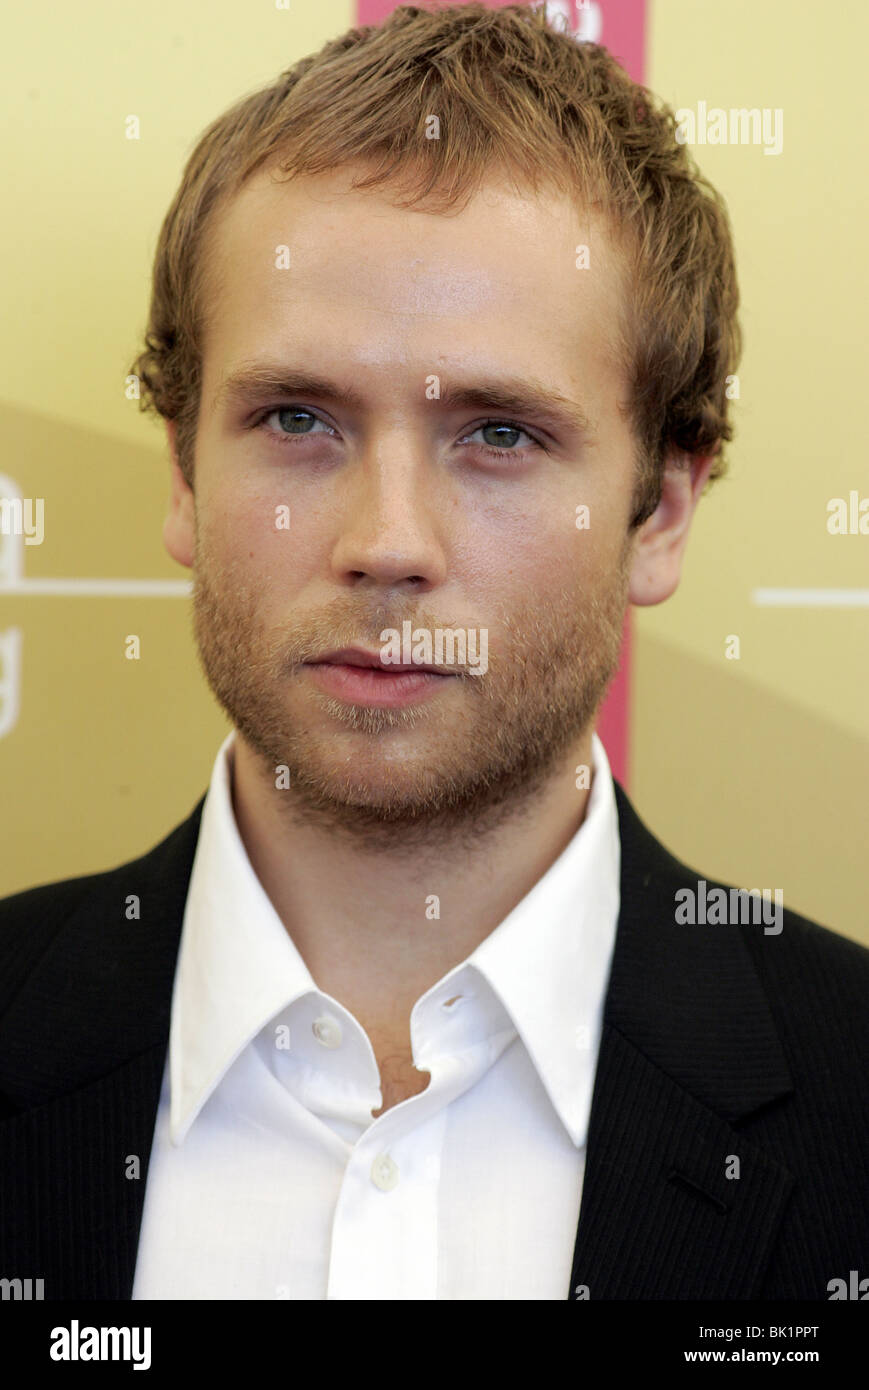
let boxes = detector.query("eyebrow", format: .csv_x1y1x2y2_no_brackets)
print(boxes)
213,364,597,440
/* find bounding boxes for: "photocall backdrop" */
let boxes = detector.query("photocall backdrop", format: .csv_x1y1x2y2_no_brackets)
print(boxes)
1,0,866,945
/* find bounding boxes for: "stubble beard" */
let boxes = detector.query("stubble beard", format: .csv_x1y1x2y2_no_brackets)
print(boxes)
191,533,633,851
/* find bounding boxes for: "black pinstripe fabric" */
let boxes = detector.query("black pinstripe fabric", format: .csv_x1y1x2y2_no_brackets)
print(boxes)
1,785,867,1299
570,787,869,1299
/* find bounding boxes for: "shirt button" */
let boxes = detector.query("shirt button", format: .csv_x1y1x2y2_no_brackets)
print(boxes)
370,1154,399,1191
311,1015,342,1048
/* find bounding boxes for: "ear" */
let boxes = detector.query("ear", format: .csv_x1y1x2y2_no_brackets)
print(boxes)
162,420,195,569
628,451,717,606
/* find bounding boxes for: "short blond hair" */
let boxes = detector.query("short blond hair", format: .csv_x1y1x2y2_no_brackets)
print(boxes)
130,2,741,526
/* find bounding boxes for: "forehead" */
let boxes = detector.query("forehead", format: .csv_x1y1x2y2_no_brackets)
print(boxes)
200,163,629,400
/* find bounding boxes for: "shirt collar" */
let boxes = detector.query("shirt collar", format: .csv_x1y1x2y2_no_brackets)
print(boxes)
170,730,619,1148
460,734,620,1145
169,732,317,1144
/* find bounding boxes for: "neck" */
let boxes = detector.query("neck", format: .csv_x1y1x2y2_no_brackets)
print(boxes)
229,729,596,1031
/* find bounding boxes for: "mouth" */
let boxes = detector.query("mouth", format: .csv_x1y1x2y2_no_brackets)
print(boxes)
304,646,454,675
301,646,456,708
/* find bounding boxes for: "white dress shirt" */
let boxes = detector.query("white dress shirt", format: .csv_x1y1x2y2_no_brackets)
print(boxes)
131,730,621,1300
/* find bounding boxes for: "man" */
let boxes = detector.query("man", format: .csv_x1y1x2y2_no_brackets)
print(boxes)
1,5,867,1301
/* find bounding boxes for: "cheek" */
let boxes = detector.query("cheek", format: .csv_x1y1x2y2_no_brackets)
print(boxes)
203,478,289,559
477,519,608,597
204,486,336,622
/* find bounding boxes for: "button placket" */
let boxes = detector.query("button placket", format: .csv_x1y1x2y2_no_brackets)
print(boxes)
370,1153,399,1191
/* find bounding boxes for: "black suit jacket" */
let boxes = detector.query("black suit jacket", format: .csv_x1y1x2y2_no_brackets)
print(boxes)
1,782,867,1300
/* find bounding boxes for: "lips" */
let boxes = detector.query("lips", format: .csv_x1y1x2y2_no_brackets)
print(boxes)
302,649,455,709
305,646,450,675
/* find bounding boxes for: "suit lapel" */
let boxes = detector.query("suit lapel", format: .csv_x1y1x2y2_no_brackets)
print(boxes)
0,798,204,1299
569,783,796,1299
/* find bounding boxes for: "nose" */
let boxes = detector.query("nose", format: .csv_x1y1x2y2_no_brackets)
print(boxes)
329,438,449,593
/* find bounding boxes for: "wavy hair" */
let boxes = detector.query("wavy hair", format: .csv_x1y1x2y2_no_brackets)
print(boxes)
129,2,741,526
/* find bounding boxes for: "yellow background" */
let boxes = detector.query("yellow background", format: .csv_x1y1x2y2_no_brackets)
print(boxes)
1,1,866,945
635,0,868,945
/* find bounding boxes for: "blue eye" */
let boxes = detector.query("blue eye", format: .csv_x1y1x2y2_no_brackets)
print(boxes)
261,407,334,439
255,407,540,460
459,421,537,457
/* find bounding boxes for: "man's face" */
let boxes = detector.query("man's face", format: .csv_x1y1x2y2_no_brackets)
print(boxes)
170,165,640,840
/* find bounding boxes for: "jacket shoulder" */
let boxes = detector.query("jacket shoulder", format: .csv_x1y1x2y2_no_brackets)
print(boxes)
0,860,133,1015
0,800,205,1019
613,779,869,1049
739,898,869,1054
